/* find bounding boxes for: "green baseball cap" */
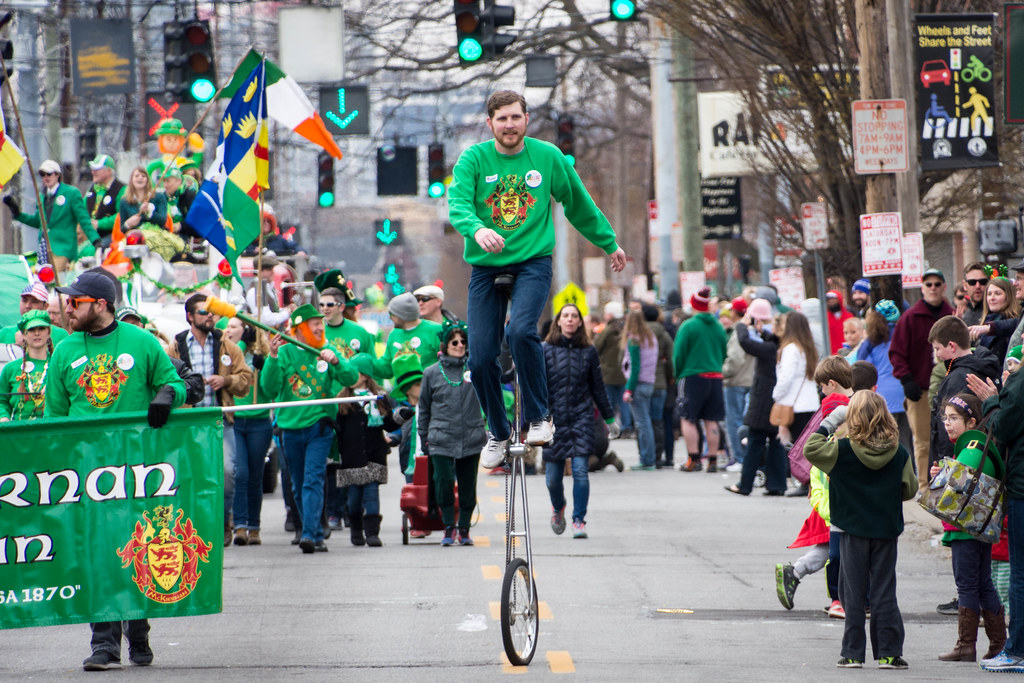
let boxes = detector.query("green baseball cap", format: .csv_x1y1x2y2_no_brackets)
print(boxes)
17,309,51,332
88,154,116,171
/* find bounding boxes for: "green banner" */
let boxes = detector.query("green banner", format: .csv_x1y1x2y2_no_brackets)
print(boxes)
0,409,223,629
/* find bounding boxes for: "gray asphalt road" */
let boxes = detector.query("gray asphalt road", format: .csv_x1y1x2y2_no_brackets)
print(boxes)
0,437,988,680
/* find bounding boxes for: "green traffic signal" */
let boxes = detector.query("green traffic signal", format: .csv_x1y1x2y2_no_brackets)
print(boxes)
459,37,483,62
318,191,335,208
428,182,446,198
610,0,636,20
190,78,216,103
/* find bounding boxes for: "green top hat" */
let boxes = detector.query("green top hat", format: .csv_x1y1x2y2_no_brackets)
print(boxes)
390,352,423,400
289,303,323,328
18,309,51,332
314,269,359,304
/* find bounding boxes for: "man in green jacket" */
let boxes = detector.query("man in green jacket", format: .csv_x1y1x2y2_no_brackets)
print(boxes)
44,270,186,671
3,159,101,271
448,89,626,468
261,304,358,553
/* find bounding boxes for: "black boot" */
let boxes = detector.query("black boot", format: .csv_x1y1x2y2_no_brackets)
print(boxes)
364,514,383,547
349,515,365,546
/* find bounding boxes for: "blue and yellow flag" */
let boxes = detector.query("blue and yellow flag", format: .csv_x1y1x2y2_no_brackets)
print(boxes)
186,61,269,276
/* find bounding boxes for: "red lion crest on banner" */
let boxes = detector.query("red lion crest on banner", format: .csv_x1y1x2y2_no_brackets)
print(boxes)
116,506,212,604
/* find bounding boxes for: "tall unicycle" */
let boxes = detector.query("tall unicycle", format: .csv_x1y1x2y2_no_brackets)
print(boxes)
495,274,539,666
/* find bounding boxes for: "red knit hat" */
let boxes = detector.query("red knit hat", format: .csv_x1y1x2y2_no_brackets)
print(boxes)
691,286,711,312
730,297,748,316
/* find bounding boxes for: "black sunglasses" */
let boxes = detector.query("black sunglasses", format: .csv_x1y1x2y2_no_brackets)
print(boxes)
922,281,944,288
965,278,989,287
39,171,58,177
416,296,435,303
449,338,466,346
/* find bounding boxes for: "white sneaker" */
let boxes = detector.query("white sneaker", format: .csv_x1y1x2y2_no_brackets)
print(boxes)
725,462,743,473
480,435,509,469
526,419,555,445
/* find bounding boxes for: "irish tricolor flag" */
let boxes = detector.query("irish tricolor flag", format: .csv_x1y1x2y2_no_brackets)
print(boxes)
220,49,343,160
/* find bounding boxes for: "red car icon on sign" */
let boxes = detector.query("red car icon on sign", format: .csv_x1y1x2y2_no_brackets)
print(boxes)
920,60,951,88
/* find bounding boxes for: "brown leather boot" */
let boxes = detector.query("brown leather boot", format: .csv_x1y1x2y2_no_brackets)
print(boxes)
982,606,1008,659
247,529,261,546
938,607,979,661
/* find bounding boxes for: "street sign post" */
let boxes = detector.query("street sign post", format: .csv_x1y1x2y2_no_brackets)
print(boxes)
901,232,925,289
852,99,909,174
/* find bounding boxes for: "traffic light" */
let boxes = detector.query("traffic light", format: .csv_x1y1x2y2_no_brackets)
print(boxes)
163,20,216,103
453,0,515,63
427,143,446,198
609,0,637,21
556,114,576,166
454,0,484,64
374,218,403,246
377,145,418,196
317,151,335,207
78,129,97,180
0,12,11,87
480,1,516,59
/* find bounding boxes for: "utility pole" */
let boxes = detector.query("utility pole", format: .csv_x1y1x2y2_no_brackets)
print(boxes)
650,18,680,298
855,0,903,303
673,30,702,280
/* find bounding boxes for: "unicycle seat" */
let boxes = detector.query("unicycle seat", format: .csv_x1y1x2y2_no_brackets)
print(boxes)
494,273,516,298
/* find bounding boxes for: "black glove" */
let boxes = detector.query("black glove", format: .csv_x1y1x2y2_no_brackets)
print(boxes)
147,385,175,428
900,376,923,402
394,406,414,425
3,195,20,216
251,354,265,371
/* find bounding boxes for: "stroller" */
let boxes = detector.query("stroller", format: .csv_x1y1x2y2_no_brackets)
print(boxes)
399,454,459,544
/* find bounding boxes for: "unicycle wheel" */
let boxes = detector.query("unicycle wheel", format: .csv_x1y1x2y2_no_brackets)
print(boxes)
500,557,539,666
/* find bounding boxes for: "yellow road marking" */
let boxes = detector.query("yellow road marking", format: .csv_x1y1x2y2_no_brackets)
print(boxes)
489,601,500,620
547,651,575,673
655,608,695,614
491,495,504,504
474,535,491,547
486,480,501,488
538,601,553,620
500,652,529,673
495,513,508,523
482,565,502,580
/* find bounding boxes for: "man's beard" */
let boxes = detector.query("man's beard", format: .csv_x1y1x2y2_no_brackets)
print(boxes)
195,318,215,333
71,307,98,332
294,322,325,349
827,302,840,313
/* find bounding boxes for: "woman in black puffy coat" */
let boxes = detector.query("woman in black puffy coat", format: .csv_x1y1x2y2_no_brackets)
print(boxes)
543,303,617,539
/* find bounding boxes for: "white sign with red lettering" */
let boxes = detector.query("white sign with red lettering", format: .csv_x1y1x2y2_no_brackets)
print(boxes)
679,271,707,305
853,99,909,174
801,202,829,250
901,232,924,289
769,267,806,311
860,212,903,276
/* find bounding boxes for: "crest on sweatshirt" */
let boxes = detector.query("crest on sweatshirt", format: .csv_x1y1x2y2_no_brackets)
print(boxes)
76,353,129,408
484,173,536,231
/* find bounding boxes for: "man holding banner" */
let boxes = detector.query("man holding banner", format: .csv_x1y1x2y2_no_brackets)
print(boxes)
45,270,186,671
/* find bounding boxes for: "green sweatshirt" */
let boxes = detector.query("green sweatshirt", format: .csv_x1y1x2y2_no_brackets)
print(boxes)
0,354,49,420
384,320,442,370
673,313,728,377
326,319,393,378
448,137,619,267
45,322,185,416
259,344,358,430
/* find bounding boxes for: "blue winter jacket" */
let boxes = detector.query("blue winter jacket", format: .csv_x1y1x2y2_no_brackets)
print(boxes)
856,329,905,414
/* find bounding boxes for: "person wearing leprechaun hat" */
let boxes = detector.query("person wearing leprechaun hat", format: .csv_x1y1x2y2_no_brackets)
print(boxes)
315,268,390,375
389,352,423,487
0,310,53,421
260,303,358,553
146,118,205,186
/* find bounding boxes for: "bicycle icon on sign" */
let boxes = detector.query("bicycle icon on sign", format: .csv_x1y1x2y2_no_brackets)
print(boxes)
961,55,992,83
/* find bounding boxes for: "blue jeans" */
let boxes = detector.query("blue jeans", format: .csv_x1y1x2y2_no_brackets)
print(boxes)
546,455,589,522
630,382,656,466
605,384,633,430
348,482,380,517
1006,498,1024,655
650,388,667,458
467,256,552,440
281,422,333,543
232,416,272,530
723,385,749,463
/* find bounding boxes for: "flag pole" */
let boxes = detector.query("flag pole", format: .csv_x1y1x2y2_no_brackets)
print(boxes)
153,47,257,184
0,48,70,330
